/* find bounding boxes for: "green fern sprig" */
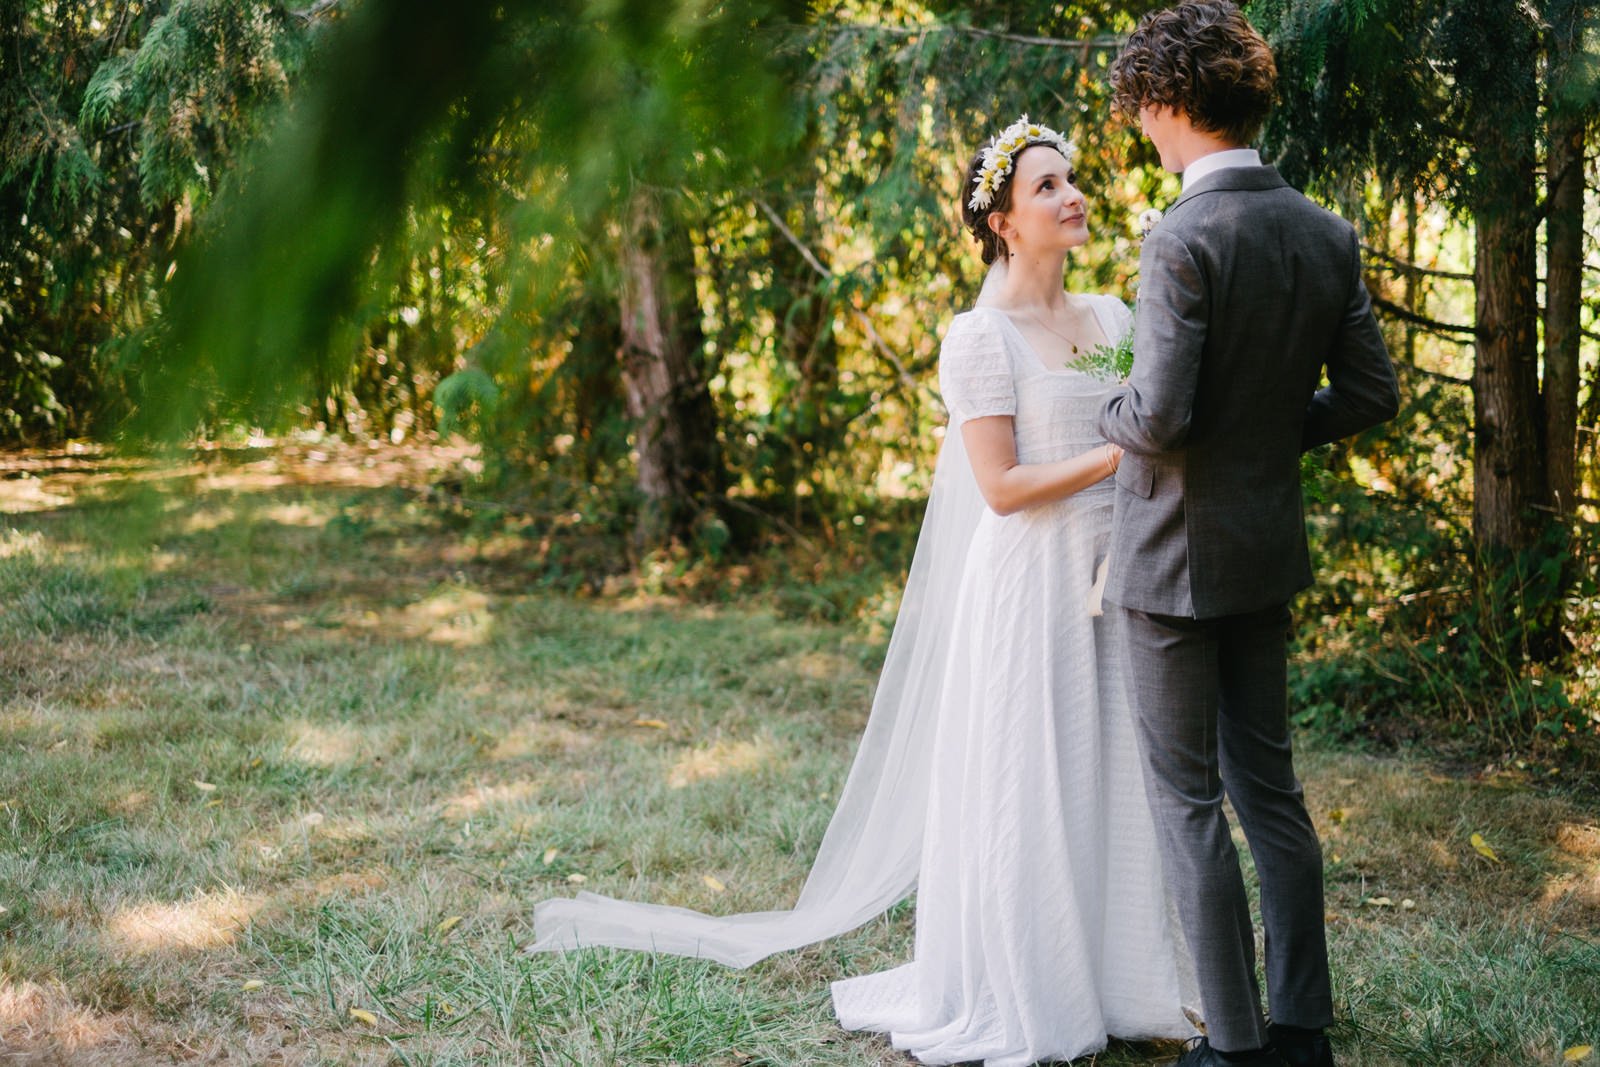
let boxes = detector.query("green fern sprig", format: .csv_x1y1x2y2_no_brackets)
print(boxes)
1067,327,1135,382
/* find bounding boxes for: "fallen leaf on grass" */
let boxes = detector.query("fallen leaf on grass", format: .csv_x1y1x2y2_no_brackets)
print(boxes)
1469,832,1502,863
566,873,586,885
1401,899,1416,910
1362,896,1394,908
1328,808,1347,824
241,980,265,992
703,875,726,893
1565,1047,1592,1063
192,780,217,792
542,847,559,866
435,916,462,938
633,719,669,730
348,1007,380,1026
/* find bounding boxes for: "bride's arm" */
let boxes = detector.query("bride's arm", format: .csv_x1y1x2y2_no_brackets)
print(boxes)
961,416,1122,516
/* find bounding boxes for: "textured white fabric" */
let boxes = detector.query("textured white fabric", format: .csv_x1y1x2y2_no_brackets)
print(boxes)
939,313,1016,423
830,299,1197,1065
527,295,1196,1066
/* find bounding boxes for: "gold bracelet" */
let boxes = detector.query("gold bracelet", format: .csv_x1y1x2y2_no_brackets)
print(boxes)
1102,443,1118,478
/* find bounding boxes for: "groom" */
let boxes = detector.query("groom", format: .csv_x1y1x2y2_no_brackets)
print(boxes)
1098,4,1398,1067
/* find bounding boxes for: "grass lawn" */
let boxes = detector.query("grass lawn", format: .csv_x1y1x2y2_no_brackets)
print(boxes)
1,442,1597,1066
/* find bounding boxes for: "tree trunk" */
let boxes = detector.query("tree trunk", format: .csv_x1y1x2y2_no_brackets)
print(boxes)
616,186,722,547
1542,86,1585,515
1469,67,1545,551
1472,221,1544,549
1403,193,1418,368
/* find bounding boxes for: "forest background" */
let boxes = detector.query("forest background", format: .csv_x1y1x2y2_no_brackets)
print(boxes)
4,0,1600,771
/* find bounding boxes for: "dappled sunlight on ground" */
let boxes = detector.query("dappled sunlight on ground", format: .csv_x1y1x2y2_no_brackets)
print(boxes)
282,719,372,767
0,476,75,513
440,778,543,819
0,528,46,556
175,502,238,534
305,867,391,902
1541,821,1600,926
0,979,123,1054
261,501,334,529
1424,839,1459,871
1556,821,1600,858
109,789,153,816
1539,866,1600,924
774,648,855,681
400,586,494,646
667,736,779,788
106,887,266,954
491,717,598,760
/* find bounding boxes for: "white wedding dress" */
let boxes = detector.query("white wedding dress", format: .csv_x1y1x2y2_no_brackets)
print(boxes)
528,295,1196,1066
829,300,1195,1064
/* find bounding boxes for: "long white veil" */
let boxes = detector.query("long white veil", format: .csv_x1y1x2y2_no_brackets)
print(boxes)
525,283,999,969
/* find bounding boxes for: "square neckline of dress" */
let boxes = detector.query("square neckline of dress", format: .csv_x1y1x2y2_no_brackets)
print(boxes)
975,300,1118,380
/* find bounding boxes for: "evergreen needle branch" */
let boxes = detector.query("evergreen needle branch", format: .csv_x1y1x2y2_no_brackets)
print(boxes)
827,23,1125,52
1369,295,1475,339
1409,365,1472,386
1360,244,1473,281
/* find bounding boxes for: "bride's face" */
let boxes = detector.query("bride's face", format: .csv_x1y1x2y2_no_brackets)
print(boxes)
989,146,1089,256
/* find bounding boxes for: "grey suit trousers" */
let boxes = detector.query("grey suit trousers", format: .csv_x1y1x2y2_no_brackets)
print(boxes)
1116,602,1333,1051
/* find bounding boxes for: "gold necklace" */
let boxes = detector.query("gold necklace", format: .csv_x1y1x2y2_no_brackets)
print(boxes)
1015,308,1084,357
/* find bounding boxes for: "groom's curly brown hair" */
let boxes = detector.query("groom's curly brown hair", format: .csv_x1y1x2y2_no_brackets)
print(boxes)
1110,0,1277,147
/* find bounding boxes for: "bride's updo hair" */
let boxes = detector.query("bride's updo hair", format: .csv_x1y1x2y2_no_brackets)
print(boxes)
959,141,1070,266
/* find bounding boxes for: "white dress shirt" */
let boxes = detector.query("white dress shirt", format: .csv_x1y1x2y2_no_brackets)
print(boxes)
1181,147,1262,192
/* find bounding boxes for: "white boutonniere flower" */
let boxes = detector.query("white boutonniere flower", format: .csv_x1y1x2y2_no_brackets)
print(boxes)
1138,208,1164,239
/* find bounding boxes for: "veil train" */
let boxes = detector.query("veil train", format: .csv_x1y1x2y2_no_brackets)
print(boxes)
525,268,1006,968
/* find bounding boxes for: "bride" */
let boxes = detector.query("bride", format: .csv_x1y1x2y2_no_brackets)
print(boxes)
529,116,1196,1065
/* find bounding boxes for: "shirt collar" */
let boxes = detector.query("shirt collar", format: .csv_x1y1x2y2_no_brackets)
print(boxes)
1181,148,1262,192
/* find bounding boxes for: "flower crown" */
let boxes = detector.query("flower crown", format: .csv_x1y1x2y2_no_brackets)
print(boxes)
968,115,1077,212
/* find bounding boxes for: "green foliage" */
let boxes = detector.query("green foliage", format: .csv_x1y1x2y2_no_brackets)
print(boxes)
434,366,501,438
1068,328,1136,380
0,0,322,442
1291,376,1599,760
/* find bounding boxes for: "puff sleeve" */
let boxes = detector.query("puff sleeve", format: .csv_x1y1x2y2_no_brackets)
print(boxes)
938,312,1015,424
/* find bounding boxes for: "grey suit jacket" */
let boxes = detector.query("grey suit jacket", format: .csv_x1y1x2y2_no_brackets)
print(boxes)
1098,165,1399,620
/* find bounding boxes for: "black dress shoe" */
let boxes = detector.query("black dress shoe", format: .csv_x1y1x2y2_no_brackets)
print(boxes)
1171,1036,1284,1066
1267,1023,1334,1067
